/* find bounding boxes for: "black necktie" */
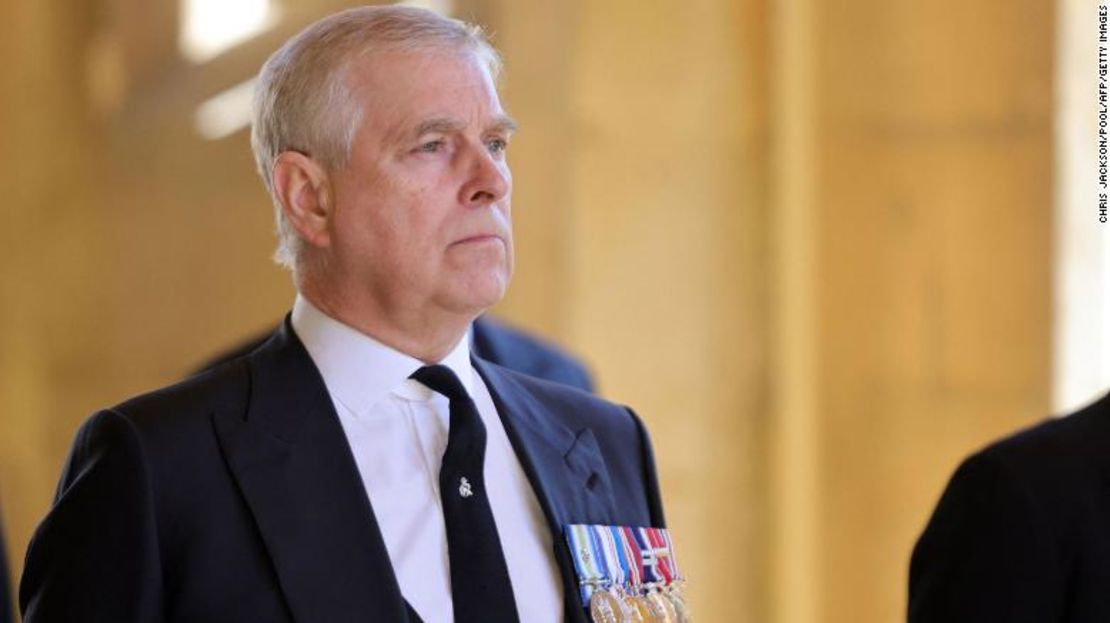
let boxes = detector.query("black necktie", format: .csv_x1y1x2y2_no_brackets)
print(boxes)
409,365,520,623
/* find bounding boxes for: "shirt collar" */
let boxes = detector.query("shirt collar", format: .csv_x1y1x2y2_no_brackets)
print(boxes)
290,294,474,416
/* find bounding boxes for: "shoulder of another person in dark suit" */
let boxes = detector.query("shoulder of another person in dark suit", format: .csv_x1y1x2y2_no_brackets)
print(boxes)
908,392,1110,622
971,392,1110,502
473,316,594,392
923,392,1110,550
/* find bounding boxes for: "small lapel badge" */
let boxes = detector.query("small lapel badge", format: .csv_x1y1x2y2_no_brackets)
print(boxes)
458,476,473,498
564,524,693,622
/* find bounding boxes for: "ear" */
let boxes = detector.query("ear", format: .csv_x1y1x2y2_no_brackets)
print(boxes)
271,151,333,249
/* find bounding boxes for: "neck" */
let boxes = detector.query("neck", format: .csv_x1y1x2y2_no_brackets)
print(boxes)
297,282,475,364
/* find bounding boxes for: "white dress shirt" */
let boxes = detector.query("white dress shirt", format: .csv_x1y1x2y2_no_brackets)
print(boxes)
291,296,563,623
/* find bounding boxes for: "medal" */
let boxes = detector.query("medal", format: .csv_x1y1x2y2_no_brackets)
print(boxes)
623,594,647,623
593,528,634,623
666,585,693,623
644,528,682,623
566,525,607,608
650,529,691,622
627,593,657,622
568,524,636,622
630,528,671,623
607,528,647,622
566,524,691,623
647,589,678,623
616,527,657,621
589,589,630,623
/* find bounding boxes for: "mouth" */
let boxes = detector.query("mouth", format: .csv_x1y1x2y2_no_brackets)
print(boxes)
451,234,504,246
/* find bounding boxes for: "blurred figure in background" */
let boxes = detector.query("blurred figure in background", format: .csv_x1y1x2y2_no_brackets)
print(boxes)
909,391,1110,622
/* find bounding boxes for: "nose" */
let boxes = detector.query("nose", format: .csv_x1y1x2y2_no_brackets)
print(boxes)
460,144,511,207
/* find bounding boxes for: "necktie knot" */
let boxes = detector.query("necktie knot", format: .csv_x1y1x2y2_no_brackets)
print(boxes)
410,365,469,402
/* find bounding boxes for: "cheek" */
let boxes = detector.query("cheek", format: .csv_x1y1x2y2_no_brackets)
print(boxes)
360,181,434,240
398,193,445,246
382,197,449,270
340,165,455,261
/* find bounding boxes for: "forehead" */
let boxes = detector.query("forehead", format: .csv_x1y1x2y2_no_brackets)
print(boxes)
344,47,504,134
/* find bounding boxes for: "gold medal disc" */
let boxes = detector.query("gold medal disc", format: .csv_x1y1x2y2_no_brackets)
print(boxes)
589,589,631,623
623,594,647,623
647,591,678,623
666,589,693,623
629,594,659,622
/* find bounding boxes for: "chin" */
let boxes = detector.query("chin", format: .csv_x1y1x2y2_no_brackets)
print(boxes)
446,269,510,313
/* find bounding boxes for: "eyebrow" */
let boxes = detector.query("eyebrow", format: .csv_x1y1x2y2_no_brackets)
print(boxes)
411,114,519,139
490,115,519,134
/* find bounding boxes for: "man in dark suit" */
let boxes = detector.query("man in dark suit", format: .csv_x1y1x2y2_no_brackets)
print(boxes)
908,391,1110,622
21,6,666,622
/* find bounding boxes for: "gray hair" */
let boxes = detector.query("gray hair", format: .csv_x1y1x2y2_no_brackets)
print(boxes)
250,5,502,269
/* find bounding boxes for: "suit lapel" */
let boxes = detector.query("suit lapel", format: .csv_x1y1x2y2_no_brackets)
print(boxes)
473,357,616,623
212,320,411,623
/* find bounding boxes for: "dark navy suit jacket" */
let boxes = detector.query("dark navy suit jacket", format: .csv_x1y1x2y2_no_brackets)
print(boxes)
21,319,664,622
909,392,1110,622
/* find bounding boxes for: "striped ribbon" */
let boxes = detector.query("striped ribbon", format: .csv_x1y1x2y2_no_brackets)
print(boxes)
565,524,682,607
661,528,684,581
566,524,606,603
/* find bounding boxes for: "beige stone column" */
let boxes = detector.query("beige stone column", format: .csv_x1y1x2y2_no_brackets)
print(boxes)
495,2,770,621
0,0,105,588
771,0,1056,621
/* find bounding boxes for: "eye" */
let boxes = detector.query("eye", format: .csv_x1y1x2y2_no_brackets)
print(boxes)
486,137,508,154
417,139,444,153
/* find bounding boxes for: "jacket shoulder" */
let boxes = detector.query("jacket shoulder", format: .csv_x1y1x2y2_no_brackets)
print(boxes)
931,392,1110,548
490,363,636,431
482,361,666,526
975,393,1110,488
108,357,251,436
908,394,1110,620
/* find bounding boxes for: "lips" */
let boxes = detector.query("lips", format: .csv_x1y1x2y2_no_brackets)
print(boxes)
452,233,503,246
